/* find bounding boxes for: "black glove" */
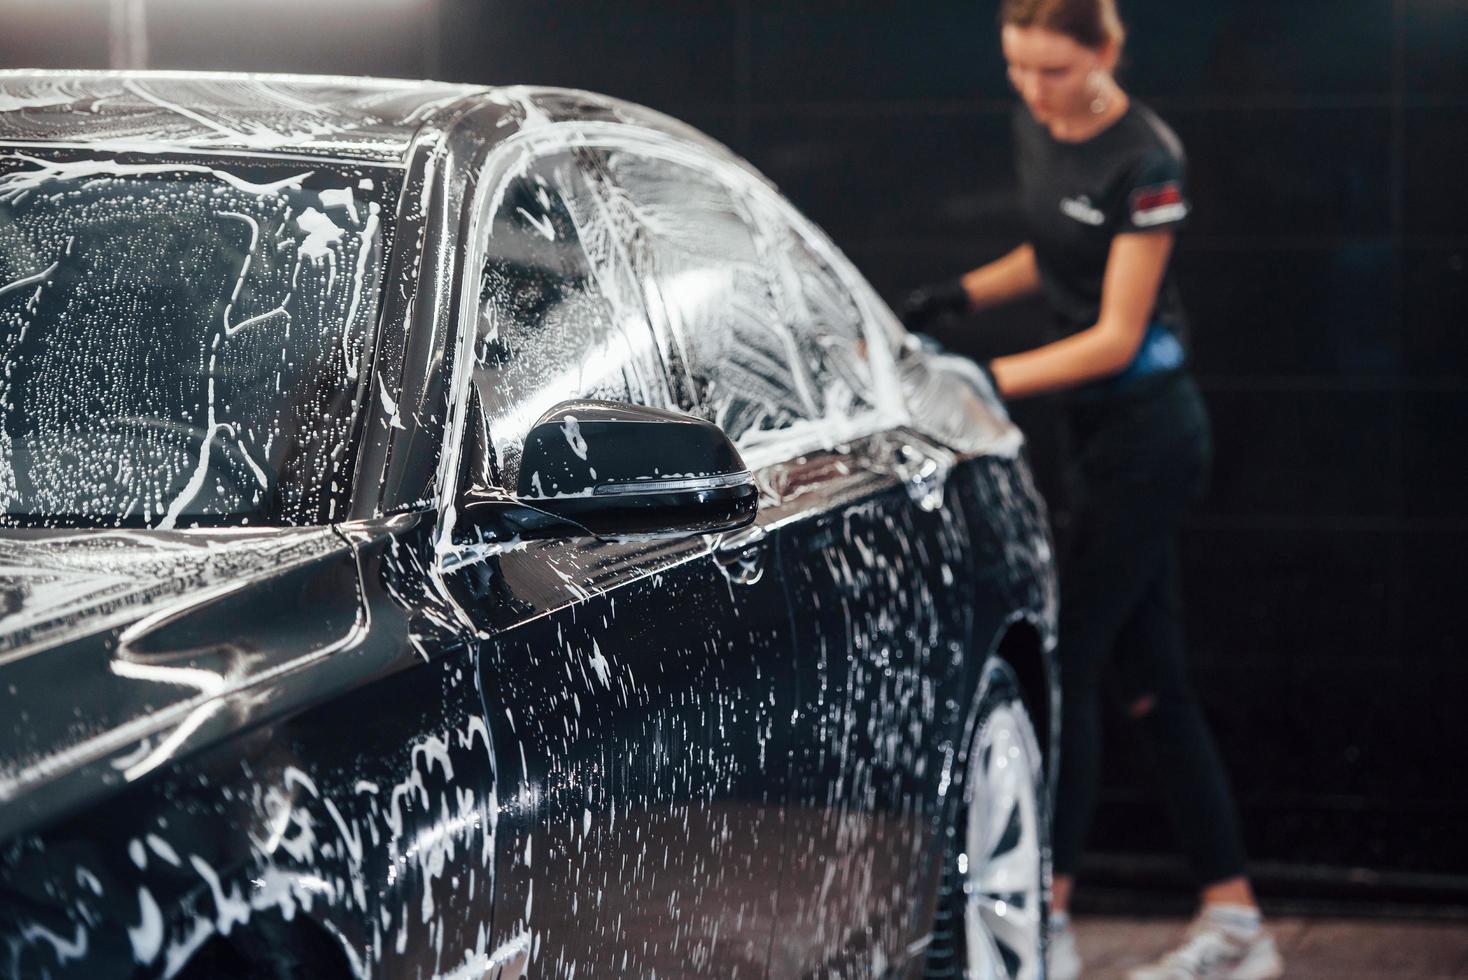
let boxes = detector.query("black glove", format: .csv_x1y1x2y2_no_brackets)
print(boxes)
899,278,970,331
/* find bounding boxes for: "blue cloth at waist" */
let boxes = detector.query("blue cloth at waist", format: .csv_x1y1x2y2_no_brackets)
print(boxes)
1074,321,1186,403
1120,321,1186,381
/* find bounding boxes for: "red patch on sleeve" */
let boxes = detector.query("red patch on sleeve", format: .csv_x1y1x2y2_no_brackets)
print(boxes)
1129,181,1187,227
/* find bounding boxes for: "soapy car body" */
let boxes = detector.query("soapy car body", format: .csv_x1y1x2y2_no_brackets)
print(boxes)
0,72,1056,980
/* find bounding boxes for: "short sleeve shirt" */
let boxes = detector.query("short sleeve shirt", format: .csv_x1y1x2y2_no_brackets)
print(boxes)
1013,102,1191,344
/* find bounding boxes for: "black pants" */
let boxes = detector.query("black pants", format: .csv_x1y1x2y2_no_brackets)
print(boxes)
1051,371,1247,886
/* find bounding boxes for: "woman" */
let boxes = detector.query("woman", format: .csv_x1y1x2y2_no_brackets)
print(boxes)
903,3,1283,979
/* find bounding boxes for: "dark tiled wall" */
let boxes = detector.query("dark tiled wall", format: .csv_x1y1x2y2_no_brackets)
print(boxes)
6,0,1465,897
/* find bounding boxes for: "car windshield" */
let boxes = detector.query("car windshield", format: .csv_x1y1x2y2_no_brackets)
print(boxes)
0,150,399,528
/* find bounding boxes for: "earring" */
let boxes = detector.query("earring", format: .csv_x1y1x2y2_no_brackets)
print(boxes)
1089,70,1110,114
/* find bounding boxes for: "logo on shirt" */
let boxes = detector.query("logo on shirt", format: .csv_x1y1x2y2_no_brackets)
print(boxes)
1130,181,1188,227
1059,195,1106,226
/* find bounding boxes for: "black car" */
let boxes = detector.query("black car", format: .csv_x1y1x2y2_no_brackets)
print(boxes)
0,72,1057,980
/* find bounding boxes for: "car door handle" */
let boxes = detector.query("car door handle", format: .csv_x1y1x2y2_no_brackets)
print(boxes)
713,523,768,586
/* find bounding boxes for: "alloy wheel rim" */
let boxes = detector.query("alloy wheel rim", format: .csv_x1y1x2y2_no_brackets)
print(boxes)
962,703,1043,980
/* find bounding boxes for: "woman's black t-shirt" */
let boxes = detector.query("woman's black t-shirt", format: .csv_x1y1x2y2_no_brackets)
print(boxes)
1014,101,1191,348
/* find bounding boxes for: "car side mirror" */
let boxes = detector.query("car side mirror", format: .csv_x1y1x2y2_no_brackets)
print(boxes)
459,400,757,542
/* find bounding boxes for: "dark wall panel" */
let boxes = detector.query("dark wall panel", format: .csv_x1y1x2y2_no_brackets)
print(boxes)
439,0,739,109
1175,108,1394,239
1201,390,1399,519
1402,392,1468,520
1178,246,1399,380
748,109,1022,241
1120,0,1395,98
1405,107,1468,239
1182,527,1397,669
749,3,1005,104
1404,0,1468,95
1402,249,1468,379
1402,532,1468,660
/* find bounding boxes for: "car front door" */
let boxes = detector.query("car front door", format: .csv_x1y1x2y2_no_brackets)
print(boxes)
444,142,796,979
589,138,978,977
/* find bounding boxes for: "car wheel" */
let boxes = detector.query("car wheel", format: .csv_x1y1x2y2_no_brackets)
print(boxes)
926,658,1050,980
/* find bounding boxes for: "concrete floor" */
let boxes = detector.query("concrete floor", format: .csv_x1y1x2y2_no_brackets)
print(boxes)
1072,914,1468,979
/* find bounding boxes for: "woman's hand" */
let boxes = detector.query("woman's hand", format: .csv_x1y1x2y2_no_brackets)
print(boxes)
899,279,971,331
990,232,1174,399
899,244,1042,332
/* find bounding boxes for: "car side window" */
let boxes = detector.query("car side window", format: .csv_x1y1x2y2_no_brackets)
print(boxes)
740,188,881,426
590,147,881,463
470,149,672,491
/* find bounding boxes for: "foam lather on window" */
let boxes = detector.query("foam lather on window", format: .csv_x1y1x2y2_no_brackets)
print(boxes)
0,155,397,528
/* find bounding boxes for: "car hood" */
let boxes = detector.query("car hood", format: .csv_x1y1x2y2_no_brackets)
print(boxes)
0,525,365,838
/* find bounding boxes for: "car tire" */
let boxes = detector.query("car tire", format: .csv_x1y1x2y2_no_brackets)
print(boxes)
925,657,1050,980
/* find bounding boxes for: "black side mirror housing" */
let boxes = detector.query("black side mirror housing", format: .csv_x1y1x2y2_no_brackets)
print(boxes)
461,400,757,542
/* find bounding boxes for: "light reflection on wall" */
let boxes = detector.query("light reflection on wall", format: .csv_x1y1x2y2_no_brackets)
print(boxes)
2,0,440,77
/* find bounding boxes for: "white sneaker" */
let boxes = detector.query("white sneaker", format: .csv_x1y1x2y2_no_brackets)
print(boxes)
1047,915,1082,980
1126,911,1284,980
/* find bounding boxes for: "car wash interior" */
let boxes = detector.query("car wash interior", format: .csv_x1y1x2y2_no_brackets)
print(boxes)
2,2,1465,978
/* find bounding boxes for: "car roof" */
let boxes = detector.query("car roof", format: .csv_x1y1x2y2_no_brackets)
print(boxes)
0,70,489,165
0,69,753,187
